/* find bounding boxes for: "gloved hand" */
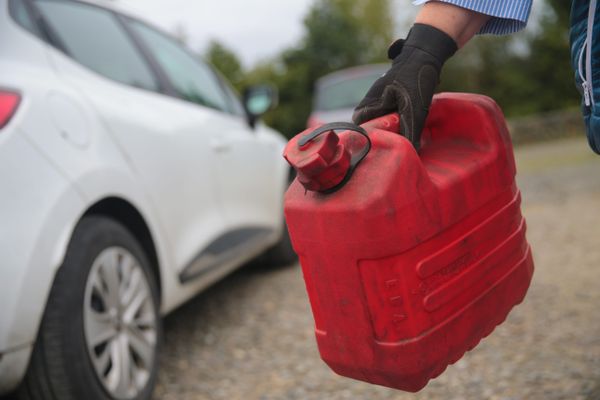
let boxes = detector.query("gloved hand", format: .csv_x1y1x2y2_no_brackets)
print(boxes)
352,24,458,150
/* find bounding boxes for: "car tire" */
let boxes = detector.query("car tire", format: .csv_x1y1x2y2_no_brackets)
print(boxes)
18,216,162,400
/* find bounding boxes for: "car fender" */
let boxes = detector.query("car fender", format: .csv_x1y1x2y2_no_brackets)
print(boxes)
67,166,179,315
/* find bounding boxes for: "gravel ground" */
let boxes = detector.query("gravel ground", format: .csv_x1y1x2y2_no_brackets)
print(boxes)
154,137,600,400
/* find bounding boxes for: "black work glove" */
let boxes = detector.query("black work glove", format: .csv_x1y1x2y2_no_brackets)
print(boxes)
352,24,458,150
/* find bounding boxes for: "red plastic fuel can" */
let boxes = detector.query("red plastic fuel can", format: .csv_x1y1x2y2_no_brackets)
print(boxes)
283,93,534,392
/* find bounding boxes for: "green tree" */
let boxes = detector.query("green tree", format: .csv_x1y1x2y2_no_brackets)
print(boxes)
440,0,579,117
205,40,244,88
245,0,394,137
240,0,580,138
519,0,578,114
301,0,393,75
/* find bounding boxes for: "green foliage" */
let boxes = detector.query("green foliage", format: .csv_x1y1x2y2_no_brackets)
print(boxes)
205,0,580,138
301,0,393,74
440,1,579,117
545,0,571,25
205,40,244,88
242,0,394,137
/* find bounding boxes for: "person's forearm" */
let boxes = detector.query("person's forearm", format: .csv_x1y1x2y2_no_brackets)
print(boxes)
415,1,490,48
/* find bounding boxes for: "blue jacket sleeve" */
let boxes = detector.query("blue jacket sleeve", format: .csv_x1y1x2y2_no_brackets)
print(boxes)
413,0,533,35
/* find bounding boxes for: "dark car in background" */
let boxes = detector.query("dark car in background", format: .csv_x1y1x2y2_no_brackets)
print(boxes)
307,64,388,128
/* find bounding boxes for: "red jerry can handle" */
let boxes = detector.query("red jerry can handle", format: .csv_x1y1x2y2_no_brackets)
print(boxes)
285,94,514,194
284,122,371,194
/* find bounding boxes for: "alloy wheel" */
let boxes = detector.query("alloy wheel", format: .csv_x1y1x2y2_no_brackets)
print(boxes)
83,247,158,399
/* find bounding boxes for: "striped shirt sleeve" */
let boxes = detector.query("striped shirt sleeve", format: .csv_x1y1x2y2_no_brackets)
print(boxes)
412,0,533,35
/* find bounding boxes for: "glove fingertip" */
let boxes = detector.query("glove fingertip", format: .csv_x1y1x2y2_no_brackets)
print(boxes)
352,107,362,122
352,108,370,125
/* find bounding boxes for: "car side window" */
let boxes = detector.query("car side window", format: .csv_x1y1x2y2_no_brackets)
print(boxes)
221,80,247,118
33,0,159,91
128,20,231,113
8,0,43,38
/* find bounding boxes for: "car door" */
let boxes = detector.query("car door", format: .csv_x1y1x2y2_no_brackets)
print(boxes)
204,80,287,231
127,19,286,254
33,0,229,278
210,115,287,232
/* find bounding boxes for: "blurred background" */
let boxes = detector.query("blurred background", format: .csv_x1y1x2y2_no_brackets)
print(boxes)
132,0,579,140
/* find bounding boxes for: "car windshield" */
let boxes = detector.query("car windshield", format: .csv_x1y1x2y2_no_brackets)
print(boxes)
315,71,384,111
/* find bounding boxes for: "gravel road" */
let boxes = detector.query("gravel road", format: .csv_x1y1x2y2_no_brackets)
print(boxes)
154,137,600,400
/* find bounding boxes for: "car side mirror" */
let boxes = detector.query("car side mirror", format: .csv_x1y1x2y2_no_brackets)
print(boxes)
243,84,278,129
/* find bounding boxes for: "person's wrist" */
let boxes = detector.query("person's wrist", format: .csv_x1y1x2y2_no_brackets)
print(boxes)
388,23,458,64
414,1,489,48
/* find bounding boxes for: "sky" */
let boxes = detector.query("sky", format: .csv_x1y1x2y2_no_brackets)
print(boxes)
117,0,418,67
116,0,543,68
118,0,317,67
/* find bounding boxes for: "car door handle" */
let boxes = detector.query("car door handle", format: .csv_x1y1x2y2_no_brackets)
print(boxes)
210,138,232,152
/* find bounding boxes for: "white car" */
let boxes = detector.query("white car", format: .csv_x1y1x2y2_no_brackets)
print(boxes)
0,0,294,399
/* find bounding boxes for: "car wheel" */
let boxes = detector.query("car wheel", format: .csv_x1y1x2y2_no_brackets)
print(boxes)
18,216,161,400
